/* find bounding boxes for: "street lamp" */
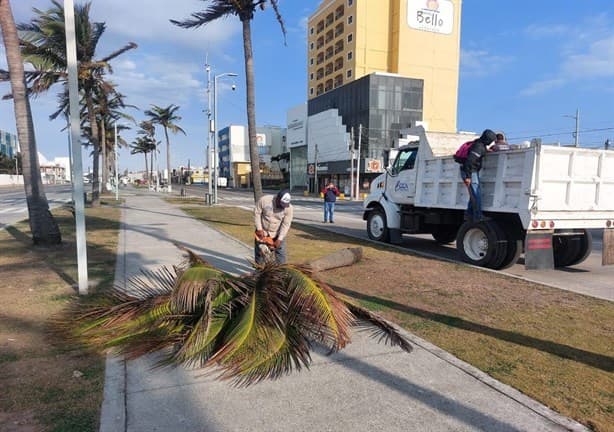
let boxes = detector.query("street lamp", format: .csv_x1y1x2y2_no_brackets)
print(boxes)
563,108,580,147
213,72,238,204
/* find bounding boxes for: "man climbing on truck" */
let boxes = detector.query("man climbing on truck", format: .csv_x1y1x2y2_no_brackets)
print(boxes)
459,129,497,221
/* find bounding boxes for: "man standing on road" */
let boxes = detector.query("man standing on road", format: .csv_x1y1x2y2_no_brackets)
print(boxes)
254,189,293,264
461,129,496,221
321,182,340,223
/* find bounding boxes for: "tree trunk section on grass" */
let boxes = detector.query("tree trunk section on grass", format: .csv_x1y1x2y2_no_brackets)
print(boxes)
308,248,363,272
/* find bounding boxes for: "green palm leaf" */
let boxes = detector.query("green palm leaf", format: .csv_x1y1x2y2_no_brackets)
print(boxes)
55,247,412,386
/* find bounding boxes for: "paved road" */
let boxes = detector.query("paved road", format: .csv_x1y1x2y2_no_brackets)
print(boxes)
183,185,613,301
0,185,72,230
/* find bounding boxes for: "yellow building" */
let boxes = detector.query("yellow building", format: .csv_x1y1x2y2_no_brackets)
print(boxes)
307,0,461,132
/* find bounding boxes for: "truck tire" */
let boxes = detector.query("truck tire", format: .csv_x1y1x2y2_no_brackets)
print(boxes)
367,208,390,242
497,238,522,270
432,226,459,244
456,220,507,268
553,230,582,267
568,229,592,266
555,229,592,267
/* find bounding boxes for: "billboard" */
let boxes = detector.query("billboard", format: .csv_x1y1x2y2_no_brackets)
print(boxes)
407,0,454,35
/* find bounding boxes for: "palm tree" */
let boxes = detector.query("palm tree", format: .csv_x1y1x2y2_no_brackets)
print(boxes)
61,247,412,386
144,104,185,193
0,0,61,245
171,0,286,203
15,0,137,206
130,136,152,182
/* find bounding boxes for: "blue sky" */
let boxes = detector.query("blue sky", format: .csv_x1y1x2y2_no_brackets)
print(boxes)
1,0,613,172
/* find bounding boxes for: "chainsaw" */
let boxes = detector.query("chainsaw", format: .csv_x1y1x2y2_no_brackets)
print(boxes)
255,232,277,262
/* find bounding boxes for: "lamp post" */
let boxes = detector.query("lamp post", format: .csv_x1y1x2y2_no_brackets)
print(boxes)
213,72,237,204
563,108,580,147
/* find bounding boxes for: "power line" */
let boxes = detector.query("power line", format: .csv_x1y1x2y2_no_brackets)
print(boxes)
508,127,614,141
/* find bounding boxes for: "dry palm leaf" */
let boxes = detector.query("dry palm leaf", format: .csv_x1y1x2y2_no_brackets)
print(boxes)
56,247,411,386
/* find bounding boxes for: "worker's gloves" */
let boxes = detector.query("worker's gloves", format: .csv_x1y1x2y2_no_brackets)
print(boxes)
273,239,282,249
255,230,265,239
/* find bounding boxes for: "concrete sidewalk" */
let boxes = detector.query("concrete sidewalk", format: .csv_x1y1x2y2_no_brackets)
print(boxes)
100,192,588,432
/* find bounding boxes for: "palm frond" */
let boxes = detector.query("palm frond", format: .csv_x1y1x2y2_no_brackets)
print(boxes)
55,247,412,387
343,301,413,353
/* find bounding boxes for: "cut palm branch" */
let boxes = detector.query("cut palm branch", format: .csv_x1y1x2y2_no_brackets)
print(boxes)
56,247,411,386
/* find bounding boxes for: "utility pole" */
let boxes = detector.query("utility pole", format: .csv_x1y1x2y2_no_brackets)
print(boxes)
355,124,362,200
314,143,318,195
64,0,88,295
205,60,213,201
349,127,354,200
564,108,580,147
573,108,579,147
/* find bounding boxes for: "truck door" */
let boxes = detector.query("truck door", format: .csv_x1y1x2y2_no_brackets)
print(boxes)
387,147,418,203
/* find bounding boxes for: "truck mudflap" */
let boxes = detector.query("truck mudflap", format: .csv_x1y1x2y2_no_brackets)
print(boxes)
603,229,614,266
525,230,554,270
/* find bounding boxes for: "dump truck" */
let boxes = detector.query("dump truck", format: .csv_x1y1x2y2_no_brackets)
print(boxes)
362,126,614,270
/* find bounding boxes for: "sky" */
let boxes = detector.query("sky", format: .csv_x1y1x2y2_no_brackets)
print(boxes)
1,0,613,172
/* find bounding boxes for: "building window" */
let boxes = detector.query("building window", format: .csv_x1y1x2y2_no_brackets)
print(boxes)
310,88,314,95
348,16,353,25
347,69,352,78
310,58,314,65
347,33,353,43
310,42,314,50
310,73,314,80
347,51,353,61
348,0,353,6
310,27,314,35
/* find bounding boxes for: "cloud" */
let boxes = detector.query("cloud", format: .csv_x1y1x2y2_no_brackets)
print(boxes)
460,49,514,77
520,14,614,96
561,35,614,79
112,55,203,111
519,78,566,96
524,24,569,39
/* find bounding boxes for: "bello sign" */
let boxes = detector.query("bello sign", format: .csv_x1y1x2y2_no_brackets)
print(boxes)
407,0,454,35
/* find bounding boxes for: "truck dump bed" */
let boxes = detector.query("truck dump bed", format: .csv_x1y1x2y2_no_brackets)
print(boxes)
412,129,614,229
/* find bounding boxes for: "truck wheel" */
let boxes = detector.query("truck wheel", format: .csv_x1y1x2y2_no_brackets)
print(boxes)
432,226,459,244
367,208,390,242
566,230,592,267
456,220,507,268
553,230,581,267
497,238,522,270
568,230,592,266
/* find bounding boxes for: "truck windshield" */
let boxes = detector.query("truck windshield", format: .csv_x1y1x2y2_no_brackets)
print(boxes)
391,148,418,175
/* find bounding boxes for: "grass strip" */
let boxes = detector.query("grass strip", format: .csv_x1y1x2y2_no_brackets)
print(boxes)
177,202,614,432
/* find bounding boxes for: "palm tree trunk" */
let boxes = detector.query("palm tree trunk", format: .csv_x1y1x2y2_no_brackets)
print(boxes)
86,95,101,206
101,120,107,189
144,153,148,182
164,126,171,192
0,0,61,245
241,18,263,203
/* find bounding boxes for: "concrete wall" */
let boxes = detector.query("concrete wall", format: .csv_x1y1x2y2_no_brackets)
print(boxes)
0,174,24,186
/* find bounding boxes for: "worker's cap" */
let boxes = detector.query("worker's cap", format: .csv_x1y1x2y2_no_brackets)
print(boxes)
277,189,291,208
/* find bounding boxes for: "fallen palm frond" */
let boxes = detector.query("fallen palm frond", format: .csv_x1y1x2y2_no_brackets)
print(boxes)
56,247,411,386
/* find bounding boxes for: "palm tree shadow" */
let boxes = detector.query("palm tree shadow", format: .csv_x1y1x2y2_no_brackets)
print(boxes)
331,285,614,372
309,344,526,432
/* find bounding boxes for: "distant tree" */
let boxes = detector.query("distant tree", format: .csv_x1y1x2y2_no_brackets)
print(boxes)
171,0,286,203
14,0,136,206
144,104,185,192
0,0,61,245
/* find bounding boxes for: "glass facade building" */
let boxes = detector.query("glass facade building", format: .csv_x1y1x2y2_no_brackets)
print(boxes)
0,130,18,159
308,73,423,164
